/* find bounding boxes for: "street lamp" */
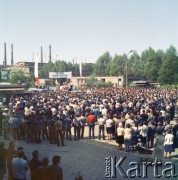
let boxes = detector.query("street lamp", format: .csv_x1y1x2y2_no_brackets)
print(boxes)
125,50,133,89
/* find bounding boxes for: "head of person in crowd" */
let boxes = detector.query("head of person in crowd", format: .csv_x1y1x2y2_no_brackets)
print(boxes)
118,122,123,128
126,124,131,129
167,129,172,135
17,150,24,158
32,150,39,158
9,141,15,149
157,122,161,127
3,107,8,112
17,146,24,151
52,155,61,166
42,156,49,166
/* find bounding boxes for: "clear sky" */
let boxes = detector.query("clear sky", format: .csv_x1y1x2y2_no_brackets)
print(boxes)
0,0,178,64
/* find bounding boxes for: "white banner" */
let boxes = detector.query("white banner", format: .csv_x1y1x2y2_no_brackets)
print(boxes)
49,71,72,78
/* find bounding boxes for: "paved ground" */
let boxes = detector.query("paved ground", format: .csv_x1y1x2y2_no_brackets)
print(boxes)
1,124,178,180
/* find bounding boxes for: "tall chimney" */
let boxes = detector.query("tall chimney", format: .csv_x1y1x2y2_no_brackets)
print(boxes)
41,46,43,63
4,42,7,67
49,44,51,62
11,43,14,66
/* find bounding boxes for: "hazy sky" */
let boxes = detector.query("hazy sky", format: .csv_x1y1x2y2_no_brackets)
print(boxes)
0,0,178,64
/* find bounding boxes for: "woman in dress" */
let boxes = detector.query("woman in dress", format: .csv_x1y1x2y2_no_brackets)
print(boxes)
164,129,175,158
124,124,132,152
106,115,114,140
116,123,124,150
152,130,164,161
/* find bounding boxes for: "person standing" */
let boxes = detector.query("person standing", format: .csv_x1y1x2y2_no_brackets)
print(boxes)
164,129,175,158
97,114,106,140
28,150,42,180
106,116,113,140
87,112,95,139
39,157,50,180
48,155,63,180
173,120,178,148
116,123,124,150
11,114,21,140
139,121,148,147
152,131,164,161
0,142,6,180
124,124,133,152
64,115,72,140
147,121,156,148
2,108,10,140
6,141,17,180
54,118,64,146
12,150,28,180
79,114,86,139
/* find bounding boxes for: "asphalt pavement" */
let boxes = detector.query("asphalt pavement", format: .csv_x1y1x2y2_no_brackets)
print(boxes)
1,124,178,180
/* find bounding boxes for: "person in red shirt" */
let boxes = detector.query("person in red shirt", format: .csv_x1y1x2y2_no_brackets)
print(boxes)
87,112,95,139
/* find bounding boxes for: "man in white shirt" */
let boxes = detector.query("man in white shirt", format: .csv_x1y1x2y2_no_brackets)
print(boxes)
98,115,106,140
102,106,108,120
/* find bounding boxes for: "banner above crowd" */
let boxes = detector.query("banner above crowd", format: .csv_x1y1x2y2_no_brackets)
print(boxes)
49,71,72,79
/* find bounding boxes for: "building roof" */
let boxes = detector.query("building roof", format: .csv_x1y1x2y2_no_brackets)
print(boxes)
15,61,46,68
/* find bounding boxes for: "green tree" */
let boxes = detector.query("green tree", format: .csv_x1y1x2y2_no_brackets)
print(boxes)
94,51,112,76
108,54,125,76
128,51,141,76
159,46,178,84
10,70,26,84
82,63,94,76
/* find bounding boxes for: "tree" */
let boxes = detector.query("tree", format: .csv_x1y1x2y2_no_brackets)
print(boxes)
108,54,125,76
10,70,27,84
94,51,112,76
127,51,141,76
10,70,35,86
158,46,178,84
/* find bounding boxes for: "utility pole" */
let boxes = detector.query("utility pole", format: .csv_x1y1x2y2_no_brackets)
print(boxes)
41,46,43,63
49,44,51,62
4,42,7,67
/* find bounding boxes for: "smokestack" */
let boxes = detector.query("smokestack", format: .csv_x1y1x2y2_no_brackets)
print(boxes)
49,44,51,62
79,57,82,77
11,43,14,66
4,42,7,67
41,46,43,63
34,54,39,87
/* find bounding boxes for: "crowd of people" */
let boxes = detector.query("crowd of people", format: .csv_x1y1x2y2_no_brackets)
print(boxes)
1,87,178,179
0,141,64,180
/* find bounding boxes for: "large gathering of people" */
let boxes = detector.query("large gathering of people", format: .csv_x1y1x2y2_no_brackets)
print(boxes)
1,87,178,179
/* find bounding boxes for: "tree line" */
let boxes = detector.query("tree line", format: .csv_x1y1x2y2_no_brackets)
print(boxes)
6,45,178,86
39,45,178,85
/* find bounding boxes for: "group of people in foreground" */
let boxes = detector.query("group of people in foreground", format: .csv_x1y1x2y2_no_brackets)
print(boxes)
1,87,178,179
